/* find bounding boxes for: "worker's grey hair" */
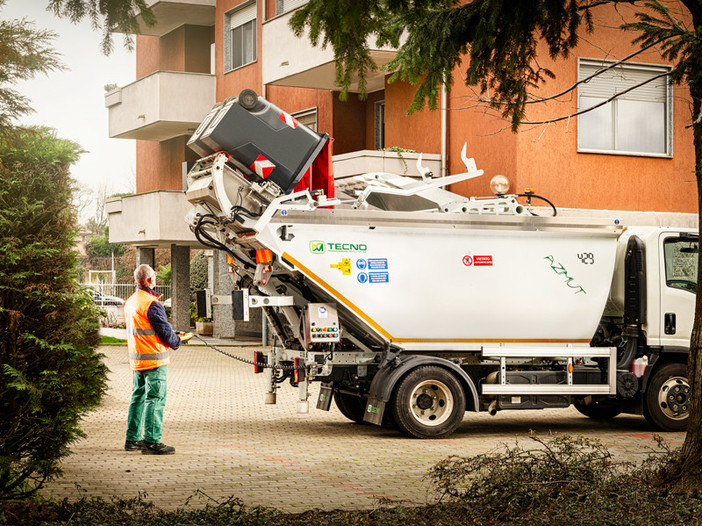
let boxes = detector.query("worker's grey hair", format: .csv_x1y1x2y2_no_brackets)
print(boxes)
134,264,155,286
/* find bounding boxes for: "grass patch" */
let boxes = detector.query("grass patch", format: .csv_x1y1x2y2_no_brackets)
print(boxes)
2,435,701,525
99,335,126,344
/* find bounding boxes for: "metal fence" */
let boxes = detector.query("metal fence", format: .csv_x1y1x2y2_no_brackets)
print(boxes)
80,283,172,302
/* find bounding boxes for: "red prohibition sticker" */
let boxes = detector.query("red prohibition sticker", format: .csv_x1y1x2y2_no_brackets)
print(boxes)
463,255,493,267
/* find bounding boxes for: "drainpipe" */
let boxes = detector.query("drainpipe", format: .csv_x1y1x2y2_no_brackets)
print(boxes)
441,84,448,177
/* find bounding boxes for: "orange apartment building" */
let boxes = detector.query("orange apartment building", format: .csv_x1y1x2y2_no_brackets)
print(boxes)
105,0,697,334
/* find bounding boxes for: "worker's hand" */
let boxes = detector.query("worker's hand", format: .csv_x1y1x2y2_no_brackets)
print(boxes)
178,331,194,344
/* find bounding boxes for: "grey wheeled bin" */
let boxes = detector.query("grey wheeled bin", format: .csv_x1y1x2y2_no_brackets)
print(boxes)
187,89,328,194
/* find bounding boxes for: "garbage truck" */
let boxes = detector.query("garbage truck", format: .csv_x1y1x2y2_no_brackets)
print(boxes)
183,89,696,438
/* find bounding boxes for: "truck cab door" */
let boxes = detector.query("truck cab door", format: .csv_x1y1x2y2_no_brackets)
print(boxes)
658,232,697,348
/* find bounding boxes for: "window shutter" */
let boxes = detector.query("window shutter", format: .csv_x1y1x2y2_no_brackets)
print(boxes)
230,2,256,30
579,59,669,103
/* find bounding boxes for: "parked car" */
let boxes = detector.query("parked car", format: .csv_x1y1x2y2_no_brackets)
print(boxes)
88,288,125,306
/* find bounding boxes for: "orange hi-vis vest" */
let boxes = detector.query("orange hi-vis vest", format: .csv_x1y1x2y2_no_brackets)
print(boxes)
124,289,170,372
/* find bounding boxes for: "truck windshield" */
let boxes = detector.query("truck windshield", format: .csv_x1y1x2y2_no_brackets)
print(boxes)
664,237,698,293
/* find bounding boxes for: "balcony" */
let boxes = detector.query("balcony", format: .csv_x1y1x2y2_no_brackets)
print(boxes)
129,0,216,37
262,10,398,92
106,191,198,246
333,150,441,180
105,71,216,141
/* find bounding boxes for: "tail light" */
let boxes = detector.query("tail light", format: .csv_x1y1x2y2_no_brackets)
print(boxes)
253,351,265,374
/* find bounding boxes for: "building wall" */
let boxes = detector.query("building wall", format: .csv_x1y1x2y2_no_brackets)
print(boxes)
333,93,367,154
385,78,441,154
446,3,696,214
136,136,196,193
136,35,160,78
216,0,263,100
134,23,214,193
128,0,696,218
184,25,214,73
266,85,334,135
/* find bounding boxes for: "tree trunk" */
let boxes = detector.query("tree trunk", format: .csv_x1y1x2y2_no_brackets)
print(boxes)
664,84,702,490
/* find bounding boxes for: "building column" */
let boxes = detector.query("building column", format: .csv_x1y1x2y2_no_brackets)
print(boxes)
213,250,236,338
170,244,191,331
136,247,155,269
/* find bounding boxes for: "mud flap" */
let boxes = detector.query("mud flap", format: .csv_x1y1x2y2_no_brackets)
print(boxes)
364,398,386,425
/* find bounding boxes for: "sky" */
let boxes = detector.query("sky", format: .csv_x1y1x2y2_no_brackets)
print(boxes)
3,0,137,222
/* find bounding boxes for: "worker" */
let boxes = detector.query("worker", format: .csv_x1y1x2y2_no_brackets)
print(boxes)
123,264,192,455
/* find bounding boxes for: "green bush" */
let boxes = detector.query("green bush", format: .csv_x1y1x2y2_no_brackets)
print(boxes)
84,228,124,259
190,250,209,294
0,127,107,499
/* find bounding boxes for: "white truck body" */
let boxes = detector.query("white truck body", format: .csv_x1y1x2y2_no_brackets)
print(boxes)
184,91,696,438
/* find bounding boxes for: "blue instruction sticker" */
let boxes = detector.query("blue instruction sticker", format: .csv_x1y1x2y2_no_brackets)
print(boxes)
369,272,389,283
368,258,388,270
281,210,288,216
356,259,367,270
357,273,368,284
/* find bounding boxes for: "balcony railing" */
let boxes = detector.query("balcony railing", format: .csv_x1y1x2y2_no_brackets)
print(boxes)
262,10,398,92
105,71,215,141
333,150,442,181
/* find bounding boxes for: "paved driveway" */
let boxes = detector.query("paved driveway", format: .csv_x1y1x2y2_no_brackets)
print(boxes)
42,345,685,512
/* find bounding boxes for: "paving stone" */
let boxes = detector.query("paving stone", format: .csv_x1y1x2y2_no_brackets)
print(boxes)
40,345,686,511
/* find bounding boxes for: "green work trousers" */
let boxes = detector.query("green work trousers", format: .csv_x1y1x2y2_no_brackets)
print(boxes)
126,365,168,444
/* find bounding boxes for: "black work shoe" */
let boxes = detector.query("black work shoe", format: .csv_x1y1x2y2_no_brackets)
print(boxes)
124,440,145,451
141,442,175,455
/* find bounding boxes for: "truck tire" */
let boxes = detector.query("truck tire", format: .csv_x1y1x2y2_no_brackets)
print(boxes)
334,391,367,424
391,366,466,439
644,362,690,432
573,398,622,420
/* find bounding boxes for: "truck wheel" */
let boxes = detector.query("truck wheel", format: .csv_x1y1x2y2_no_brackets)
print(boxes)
644,362,689,432
391,366,466,439
334,391,367,424
573,398,622,420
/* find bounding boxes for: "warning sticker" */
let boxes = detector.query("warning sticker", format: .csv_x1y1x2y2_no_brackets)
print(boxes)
463,255,493,267
279,111,299,129
367,258,388,270
250,154,276,178
369,272,389,283
330,258,351,275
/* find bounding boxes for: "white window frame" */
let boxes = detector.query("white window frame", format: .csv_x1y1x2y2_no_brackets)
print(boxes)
292,107,318,131
577,58,673,158
224,1,257,74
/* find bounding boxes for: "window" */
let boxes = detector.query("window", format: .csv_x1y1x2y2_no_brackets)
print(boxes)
664,236,698,293
374,101,385,150
578,58,672,157
225,2,257,72
292,108,317,131
276,0,307,16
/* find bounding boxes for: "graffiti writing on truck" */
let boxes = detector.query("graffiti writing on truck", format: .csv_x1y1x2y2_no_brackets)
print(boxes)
544,255,587,294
